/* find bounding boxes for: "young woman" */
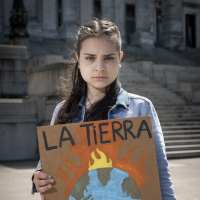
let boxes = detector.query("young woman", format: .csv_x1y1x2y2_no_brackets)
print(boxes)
32,18,176,200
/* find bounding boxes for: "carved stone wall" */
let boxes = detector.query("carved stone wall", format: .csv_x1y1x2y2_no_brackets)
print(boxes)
0,99,38,161
0,45,64,98
27,61,72,125
115,0,126,44
131,0,154,48
62,0,79,40
161,0,184,49
102,0,115,22
80,0,93,25
0,0,200,49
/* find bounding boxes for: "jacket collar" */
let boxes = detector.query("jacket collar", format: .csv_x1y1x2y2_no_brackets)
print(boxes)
116,87,129,109
78,87,129,109
78,96,85,107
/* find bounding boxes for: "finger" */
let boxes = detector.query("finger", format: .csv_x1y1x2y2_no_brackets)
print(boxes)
40,193,45,200
37,179,54,187
35,171,51,180
37,184,52,193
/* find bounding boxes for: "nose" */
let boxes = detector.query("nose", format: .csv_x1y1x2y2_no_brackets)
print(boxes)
94,60,105,72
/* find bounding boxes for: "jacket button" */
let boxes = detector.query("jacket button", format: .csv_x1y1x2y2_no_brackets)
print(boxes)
112,109,116,114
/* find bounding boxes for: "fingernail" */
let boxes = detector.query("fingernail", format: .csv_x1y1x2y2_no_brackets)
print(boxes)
48,175,51,179
48,184,52,189
50,179,54,183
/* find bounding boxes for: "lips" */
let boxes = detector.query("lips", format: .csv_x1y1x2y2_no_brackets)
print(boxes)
93,76,106,80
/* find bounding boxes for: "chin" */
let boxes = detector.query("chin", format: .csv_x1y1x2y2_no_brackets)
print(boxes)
90,82,110,90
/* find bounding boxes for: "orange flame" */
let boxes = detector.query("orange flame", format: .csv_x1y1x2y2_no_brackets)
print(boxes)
58,119,147,198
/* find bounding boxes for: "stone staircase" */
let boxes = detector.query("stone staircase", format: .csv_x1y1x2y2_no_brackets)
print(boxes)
119,62,200,159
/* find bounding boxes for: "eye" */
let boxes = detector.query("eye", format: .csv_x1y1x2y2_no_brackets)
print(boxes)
86,57,95,60
105,57,114,60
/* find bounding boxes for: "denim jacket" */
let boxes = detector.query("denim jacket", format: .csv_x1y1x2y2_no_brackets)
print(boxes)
32,88,176,200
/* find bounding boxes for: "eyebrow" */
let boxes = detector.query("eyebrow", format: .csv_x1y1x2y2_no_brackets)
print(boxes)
83,53,116,56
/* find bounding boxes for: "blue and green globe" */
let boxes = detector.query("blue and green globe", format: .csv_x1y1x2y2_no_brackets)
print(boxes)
69,167,141,200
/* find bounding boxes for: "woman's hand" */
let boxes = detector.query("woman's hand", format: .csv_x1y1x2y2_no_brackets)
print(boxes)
33,171,54,200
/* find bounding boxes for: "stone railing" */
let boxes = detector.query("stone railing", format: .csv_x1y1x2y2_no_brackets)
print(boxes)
0,44,28,60
27,61,72,125
0,44,64,98
0,99,38,160
129,61,200,102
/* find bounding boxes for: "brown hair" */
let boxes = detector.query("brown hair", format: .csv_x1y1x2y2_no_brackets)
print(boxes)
54,18,122,124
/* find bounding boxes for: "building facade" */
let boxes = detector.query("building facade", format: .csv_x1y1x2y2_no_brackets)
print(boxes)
0,0,200,50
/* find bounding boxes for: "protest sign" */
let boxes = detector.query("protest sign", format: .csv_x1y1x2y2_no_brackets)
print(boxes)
37,116,161,200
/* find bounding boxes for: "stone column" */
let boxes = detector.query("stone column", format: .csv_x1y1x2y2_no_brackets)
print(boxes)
115,0,126,44
131,0,154,49
161,0,184,49
62,0,79,39
102,0,115,22
80,0,93,25
43,0,57,38
59,0,79,57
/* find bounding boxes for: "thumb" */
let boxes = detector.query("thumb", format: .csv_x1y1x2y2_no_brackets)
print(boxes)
40,193,45,200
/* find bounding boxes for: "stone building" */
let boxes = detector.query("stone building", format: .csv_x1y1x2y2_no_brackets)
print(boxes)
1,0,200,161
0,0,200,50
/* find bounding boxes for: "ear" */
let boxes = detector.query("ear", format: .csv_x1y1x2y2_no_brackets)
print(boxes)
75,52,79,62
120,51,123,62
75,52,80,68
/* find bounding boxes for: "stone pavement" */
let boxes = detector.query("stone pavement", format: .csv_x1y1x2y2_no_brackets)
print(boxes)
168,158,200,200
0,158,199,200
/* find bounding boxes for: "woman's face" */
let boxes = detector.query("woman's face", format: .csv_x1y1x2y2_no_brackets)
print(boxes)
76,37,123,91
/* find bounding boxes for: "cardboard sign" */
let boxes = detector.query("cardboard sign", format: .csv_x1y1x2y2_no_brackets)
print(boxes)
37,116,161,200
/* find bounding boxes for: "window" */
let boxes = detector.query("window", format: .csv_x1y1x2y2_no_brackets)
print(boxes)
94,0,101,19
58,0,62,27
126,5,135,44
156,10,162,44
186,14,196,48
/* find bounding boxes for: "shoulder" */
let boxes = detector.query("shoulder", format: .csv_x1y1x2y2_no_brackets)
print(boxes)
126,91,154,116
50,101,65,125
54,101,65,112
127,92,152,107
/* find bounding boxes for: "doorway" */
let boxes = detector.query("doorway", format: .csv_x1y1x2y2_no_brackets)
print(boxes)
126,5,135,44
156,10,162,44
57,0,62,27
94,0,101,19
186,14,196,48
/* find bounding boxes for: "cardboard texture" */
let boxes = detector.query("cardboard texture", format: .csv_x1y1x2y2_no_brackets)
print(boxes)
37,116,162,200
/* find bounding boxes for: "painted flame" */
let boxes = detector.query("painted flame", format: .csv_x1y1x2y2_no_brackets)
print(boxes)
89,148,112,171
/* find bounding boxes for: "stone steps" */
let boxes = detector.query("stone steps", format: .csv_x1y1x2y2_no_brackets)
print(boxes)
120,62,200,159
159,117,200,122
164,134,200,140
166,149,200,159
157,108,200,113
155,105,200,109
162,125,200,130
127,91,180,96
120,82,161,86
160,121,200,126
163,129,200,135
157,113,200,117
165,139,200,146
166,144,200,151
